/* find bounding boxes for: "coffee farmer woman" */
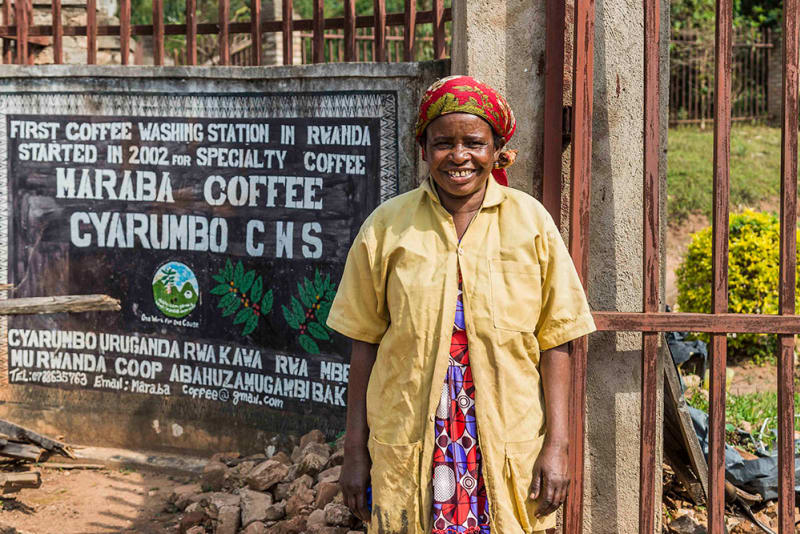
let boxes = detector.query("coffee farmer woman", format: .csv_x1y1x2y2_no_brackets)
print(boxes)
327,76,595,534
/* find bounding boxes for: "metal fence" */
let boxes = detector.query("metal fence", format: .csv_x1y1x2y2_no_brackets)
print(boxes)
544,1,800,533
0,0,451,66
670,29,772,124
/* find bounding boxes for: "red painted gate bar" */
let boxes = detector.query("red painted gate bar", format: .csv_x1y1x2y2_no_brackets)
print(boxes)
640,0,660,531
119,0,129,65
563,1,594,533
542,0,565,228
777,0,798,531
86,0,96,63
52,0,62,64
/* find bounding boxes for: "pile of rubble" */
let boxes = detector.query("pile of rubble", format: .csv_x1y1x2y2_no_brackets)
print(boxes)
172,429,363,534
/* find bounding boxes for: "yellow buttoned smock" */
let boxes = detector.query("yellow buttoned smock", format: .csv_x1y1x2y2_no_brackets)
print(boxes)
327,176,596,534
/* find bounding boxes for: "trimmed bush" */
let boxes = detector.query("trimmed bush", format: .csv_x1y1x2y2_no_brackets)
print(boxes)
676,210,800,364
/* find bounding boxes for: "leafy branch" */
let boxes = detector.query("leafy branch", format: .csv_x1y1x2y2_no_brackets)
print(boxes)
210,259,273,337
282,270,336,355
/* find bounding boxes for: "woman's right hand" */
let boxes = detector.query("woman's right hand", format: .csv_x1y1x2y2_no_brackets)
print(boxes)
340,444,372,523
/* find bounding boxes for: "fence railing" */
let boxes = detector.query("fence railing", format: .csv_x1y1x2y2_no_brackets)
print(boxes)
0,0,452,66
545,2,798,533
670,29,773,124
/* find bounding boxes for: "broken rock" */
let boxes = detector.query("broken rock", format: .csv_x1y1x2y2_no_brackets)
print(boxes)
300,429,326,449
240,488,272,527
325,502,354,527
246,459,288,491
215,504,241,534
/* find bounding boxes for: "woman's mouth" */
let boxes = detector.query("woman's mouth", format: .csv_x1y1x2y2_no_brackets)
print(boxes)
448,169,474,180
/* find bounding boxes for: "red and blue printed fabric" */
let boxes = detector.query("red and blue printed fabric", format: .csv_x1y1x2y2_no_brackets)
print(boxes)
431,271,491,534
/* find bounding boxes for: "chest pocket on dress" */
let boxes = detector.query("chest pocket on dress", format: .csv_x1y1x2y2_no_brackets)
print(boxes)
489,260,541,332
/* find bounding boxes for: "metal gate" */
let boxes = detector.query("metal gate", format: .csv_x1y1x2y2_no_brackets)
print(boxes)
544,1,800,532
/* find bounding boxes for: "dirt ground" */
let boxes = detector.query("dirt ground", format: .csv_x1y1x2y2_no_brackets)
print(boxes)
0,465,188,534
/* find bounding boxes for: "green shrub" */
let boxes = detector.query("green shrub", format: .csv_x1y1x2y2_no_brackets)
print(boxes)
676,210,800,364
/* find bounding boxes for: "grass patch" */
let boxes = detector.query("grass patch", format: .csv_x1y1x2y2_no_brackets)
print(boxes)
685,388,800,450
667,124,786,223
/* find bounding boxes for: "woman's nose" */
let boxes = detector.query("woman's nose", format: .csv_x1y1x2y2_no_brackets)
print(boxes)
449,144,468,163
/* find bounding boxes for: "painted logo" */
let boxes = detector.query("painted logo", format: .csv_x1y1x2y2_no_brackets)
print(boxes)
152,261,199,318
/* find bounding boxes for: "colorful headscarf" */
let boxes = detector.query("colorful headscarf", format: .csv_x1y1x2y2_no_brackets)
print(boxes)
415,75,517,186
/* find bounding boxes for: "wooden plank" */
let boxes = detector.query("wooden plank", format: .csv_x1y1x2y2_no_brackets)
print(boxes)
664,343,709,500
218,0,229,65
281,0,292,65
778,0,798,531
709,1,733,531
563,2,595,533
87,0,96,64
402,0,415,61
542,0,565,225
591,311,800,334
312,0,323,63
152,0,163,65
251,0,262,66
52,0,62,64
0,295,120,315
0,441,43,462
432,0,444,59
0,471,41,490
119,0,130,65
186,0,197,65
15,0,27,65
0,420,72,457
640,2,661,530
373,0,386,62
343,0,355,61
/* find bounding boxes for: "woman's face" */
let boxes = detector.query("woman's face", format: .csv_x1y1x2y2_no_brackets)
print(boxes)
423,113,502,201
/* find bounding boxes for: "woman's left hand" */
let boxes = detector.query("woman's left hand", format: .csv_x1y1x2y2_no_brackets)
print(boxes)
529,441,570,517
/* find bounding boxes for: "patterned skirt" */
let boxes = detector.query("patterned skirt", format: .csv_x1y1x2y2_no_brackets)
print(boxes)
431,311,491,533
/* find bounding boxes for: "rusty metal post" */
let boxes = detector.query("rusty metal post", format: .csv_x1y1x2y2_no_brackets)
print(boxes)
119,0,130,65
542,0,565,225
15,0,28,65
373,0,386,62
53,0,63,64
564,1,595,532
282,0,293,65
251,0,262,65
709,1,732,532
403,0,416,62
218,0,229,65
778,0,798,532
640,0,661,531
186,0,197,65
153,0,164,65
87,0,96,63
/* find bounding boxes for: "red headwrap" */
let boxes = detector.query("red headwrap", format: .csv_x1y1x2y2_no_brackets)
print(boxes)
415,75,517,186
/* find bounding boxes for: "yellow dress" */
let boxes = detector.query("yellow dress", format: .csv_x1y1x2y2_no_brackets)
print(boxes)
327,176,595,534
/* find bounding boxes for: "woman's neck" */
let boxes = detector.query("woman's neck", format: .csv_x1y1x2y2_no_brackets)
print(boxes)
434,181,487,216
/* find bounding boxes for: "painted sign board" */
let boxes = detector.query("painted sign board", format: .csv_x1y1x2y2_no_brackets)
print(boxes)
1,91,398,436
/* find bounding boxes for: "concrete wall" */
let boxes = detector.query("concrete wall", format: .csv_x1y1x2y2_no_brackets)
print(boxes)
452,2,669,532
0,61,447,455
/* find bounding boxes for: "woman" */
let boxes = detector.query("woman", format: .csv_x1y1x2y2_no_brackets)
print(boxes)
327,76,595,534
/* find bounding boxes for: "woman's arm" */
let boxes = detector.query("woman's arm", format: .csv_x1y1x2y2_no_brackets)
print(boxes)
340,339,379,523
530,342,571,517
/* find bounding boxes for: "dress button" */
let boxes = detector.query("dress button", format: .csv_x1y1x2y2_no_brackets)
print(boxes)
429,414,435,421
457,246,464,256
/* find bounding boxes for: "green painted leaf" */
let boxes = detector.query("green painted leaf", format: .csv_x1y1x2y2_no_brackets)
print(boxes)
210,284,230,296
224,259,234,280
218,292,236,309
261,290,273,315
242,315,259,336
282,305,299,329
234,307,251,325
223,298,241,317
314,269,323,294
250,277,263,303
298,281,313,308
298,334,320,355
317,300,331,326
307,321,330,341
212,274,226,284
290,296,304,322
240,269,256,294
234,261,244,286
324,288,337,301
